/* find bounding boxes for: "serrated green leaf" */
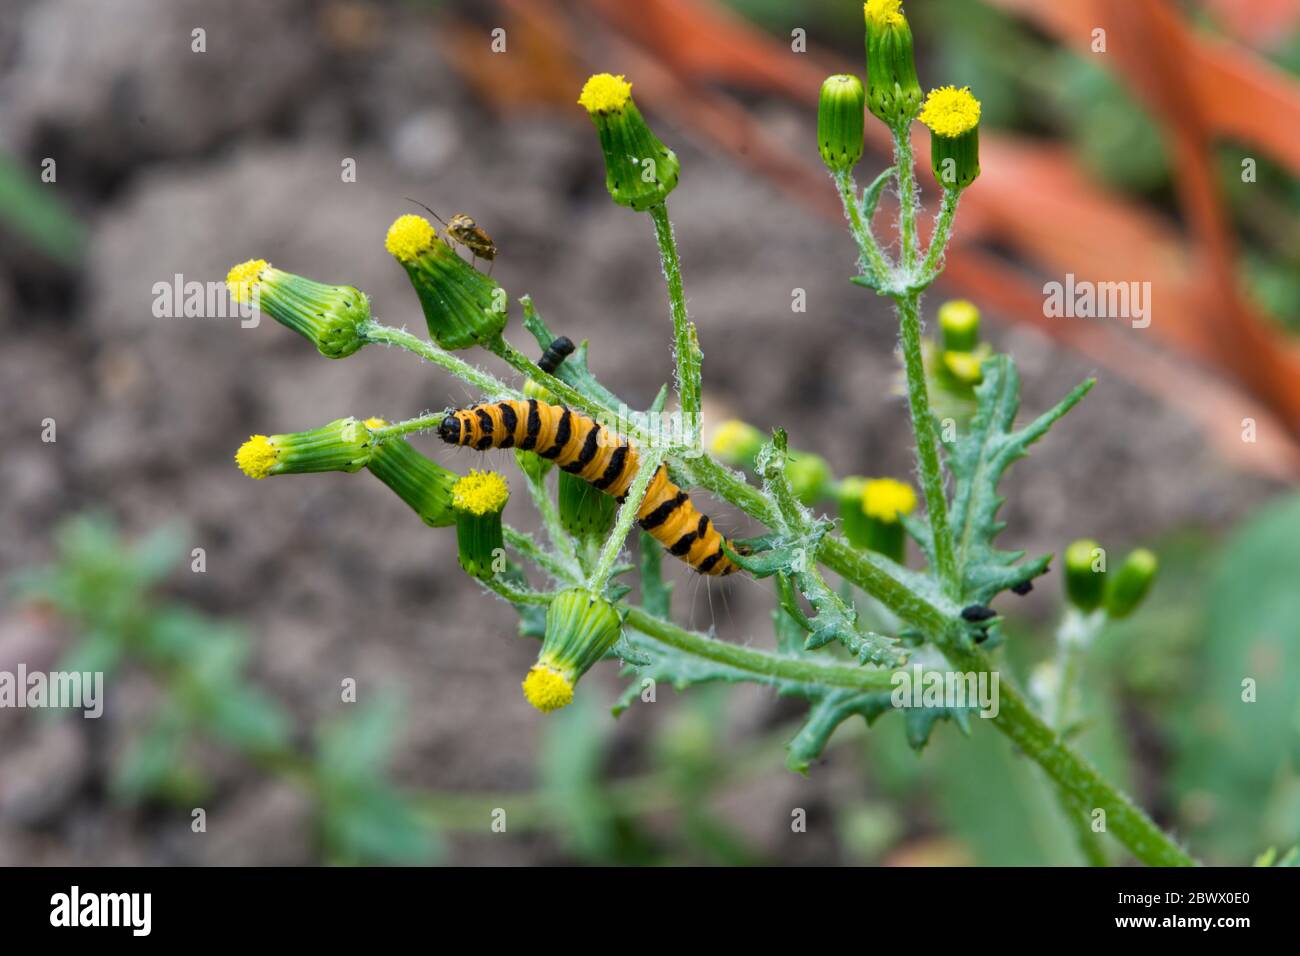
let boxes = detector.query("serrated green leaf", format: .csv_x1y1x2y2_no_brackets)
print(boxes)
920,355,1091,605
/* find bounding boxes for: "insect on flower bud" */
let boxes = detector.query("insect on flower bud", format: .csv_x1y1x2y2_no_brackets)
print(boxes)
864,0,923,127
1064,539,1106,613
384,215,508,351
919,86,982,189
452,470,509,580
363,420,457,528
226,260,368,359
786,452,834,505
235,417,376,480
859,478,917,563
558,470,617,540
938,300,981,353
578,73,680,212
709,419,765,469
523,588,624,713
1103,548,1157,619
817,74,866,172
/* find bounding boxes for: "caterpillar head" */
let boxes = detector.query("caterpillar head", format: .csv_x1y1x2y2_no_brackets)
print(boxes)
438,413,463,444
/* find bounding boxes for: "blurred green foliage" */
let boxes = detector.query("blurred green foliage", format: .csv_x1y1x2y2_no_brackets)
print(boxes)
0,152,85,265
12,514,439,865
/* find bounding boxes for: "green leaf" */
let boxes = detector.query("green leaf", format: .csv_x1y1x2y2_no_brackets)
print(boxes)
920,355,1092,605
861,165,896,222
0,152,86,264
639,532,673,619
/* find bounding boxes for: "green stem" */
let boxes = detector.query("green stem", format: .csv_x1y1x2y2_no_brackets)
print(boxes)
919,187,961,282
834,169,892,286
504,526,577,581
586,448,663,594
521,466,581,572
895,293,959,597
624,607,899,694
481,577,557,606
359,320,518,399
648,203,702,448
894,124,920,272
945,643,1196,867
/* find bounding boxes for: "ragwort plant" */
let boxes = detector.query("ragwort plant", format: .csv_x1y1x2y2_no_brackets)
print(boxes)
224,2,1190,865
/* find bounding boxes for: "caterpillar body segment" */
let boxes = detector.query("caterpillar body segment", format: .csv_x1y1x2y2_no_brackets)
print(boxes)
438,400,738,576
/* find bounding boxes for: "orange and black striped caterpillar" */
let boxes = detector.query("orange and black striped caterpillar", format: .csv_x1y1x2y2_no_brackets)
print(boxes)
438,400,739,576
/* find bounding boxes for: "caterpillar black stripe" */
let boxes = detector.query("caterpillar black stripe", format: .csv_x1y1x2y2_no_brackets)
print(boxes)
438,400,739,576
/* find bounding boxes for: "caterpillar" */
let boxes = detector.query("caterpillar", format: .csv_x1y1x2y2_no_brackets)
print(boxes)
437,399,739,576
537,336,576,374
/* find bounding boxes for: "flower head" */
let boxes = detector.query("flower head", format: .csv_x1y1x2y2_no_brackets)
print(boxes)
385,214,438,263
225,261,369,358
578,73,633,115
863,478,917,522
523,589,623,713
578,73,680,211
227,258,269,304
522,664,574,713
386,214,507,350
235,435,278,479
864,0,905,28
233,418,376,480
919,86,982,138
452,470,510,516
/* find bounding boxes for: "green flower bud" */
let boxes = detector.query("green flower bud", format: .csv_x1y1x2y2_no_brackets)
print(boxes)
227,260,368,359
523,589,623,712
452,470,509,580
578,73,680,212
558,470,617,540
920,86,982,189
838,477,872,549
1104,549,1158,619
786,452,833,505
363,420,457,528
384,215,508,350
1064,539,1106,613
235,418,375,479
864,1,923,127
817,74,866,172
938,299,981,352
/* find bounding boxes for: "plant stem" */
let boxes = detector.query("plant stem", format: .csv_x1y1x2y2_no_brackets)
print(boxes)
895,293,960,597
894,123,921,273
834,169,892,285
521,466,581,573
586,449,663,594
919,187,961,281
359,320,518,399
648,203,702,448
945,643,1196,867
624,607,900,694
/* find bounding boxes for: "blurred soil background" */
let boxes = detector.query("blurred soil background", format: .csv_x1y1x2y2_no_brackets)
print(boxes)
0,0,1296,865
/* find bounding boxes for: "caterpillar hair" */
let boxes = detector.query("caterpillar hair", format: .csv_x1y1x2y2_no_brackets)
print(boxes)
537,336,576,374
438,399,738,576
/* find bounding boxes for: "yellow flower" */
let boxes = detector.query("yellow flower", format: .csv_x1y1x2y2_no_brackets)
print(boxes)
235,435,277,479
863,478,917,523
919,86,982,139
452,470,509,516
577,73,632,114
864,0,905,28
522,663,574,713
384,214,437,263
227,259,269,304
